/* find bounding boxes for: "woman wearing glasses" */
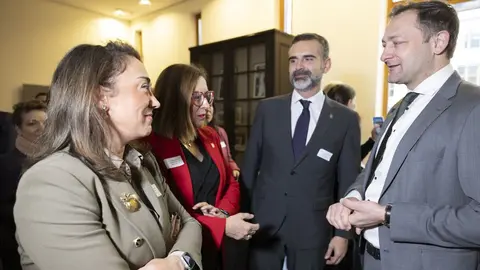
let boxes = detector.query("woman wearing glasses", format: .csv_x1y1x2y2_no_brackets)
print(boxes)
148,64,259,270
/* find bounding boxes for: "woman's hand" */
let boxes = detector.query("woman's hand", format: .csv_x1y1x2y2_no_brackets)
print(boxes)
139,256,183,270
192,202,220,217
370,124,380,141
233,170,240,179
225,213,260,240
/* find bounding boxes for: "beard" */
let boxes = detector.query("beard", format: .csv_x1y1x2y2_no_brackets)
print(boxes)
290,69,322,92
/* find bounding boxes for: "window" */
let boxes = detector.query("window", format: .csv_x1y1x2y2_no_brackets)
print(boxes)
383,0,480,114
466,65,479,84
467,33,480,48
458,65,466,78
284,0,293,34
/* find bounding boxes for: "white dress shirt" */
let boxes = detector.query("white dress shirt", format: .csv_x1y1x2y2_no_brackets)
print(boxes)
290,89,325,142
348,64,455,248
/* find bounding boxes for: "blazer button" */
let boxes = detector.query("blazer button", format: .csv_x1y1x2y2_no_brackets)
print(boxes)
133,237,144,248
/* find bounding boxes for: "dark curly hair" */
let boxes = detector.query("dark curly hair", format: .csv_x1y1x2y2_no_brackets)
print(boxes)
12,100,48,128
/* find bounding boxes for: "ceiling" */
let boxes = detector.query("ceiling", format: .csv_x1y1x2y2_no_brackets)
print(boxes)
46,0,189,20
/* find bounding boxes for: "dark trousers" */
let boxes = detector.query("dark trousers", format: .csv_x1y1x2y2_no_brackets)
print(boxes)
222,236,249,270
325,236,362,270
248,217,328,270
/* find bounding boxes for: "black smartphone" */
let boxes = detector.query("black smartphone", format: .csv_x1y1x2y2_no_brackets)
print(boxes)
373,116,384,135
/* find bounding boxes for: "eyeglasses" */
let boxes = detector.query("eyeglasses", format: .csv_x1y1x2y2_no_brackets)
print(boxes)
191,91,214,106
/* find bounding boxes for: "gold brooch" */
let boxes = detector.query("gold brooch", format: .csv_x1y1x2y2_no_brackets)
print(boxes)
120,193,141,212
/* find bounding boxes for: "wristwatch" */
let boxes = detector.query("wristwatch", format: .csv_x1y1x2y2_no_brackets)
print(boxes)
180,252,196,270
219,208,230,217
383,203,392,228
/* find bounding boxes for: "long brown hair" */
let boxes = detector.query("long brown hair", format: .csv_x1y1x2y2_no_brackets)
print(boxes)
152,64,206,143
33,41,141,179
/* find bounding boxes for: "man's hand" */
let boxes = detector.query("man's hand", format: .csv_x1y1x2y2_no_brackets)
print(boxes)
326,197,359,231
324,236,348,265
341,199,386,234
225,213,260,240
139,256,183,270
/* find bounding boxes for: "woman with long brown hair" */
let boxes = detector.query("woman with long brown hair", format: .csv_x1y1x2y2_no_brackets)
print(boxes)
148,64,259,270
14,42,202,270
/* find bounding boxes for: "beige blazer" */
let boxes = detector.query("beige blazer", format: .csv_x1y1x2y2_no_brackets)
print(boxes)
14,148,202,270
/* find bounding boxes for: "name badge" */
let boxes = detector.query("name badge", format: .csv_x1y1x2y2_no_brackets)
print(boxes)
317,148,333,162
163,156,184,169
220,141,227,148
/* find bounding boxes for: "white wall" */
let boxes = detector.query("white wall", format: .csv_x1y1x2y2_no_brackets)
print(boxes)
0,0,131,111
132,0,279,82
292,0,387,146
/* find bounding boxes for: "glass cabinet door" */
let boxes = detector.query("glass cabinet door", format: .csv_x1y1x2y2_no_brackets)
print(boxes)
233,43,266,163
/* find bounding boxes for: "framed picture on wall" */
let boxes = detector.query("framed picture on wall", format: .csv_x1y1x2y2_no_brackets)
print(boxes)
235,129,247,151
252,63,266,98
235,106,243,125
216,72,224,100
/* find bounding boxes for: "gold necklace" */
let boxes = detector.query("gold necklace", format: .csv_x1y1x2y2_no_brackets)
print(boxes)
181,140,193,148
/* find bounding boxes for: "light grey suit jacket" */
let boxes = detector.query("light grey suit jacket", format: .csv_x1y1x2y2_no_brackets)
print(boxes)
348,72,480,270
14,149,202,270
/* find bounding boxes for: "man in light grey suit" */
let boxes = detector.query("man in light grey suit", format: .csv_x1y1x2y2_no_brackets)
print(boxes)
327,1,480,270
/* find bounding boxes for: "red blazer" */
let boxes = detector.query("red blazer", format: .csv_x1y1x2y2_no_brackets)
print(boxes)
216,126,240,172
148,126,240,248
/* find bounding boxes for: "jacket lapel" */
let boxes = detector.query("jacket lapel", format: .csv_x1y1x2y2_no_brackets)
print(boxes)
105,177,165,257
198,128,226,206
278,94,296,167
379,72,461,198
149,134,194,208
360,103,399,194
292,97,333,169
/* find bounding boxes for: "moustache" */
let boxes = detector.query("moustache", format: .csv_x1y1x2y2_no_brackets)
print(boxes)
292,70,312,77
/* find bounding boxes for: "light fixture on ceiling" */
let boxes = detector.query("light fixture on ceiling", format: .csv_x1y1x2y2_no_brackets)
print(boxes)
139,0,152,5
113,9,129,17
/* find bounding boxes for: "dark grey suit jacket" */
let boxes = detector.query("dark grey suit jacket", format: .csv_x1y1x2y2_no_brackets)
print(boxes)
0,111,15,155
348,72,480,270
242,93,361,249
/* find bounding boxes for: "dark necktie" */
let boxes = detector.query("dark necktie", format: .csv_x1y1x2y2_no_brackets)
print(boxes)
292,99,311,161
367,91,419,186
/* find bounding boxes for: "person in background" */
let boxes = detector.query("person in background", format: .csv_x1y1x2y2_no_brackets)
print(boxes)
14,41,202,270
206,102,240,179
34,92,49,103
0,100,47,270
148,63,259,270
323,82,379,160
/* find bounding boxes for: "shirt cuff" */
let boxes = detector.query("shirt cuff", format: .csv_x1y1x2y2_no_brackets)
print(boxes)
344,190,362,201
169,251,187,268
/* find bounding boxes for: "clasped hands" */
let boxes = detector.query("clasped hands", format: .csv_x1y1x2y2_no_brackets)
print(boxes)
193,202,259,241
326,197,387,235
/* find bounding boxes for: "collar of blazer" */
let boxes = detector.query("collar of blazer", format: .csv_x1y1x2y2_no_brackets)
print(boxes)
374,71,461,200
147,127,227,209
280,93,336,169
61,146,169,258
